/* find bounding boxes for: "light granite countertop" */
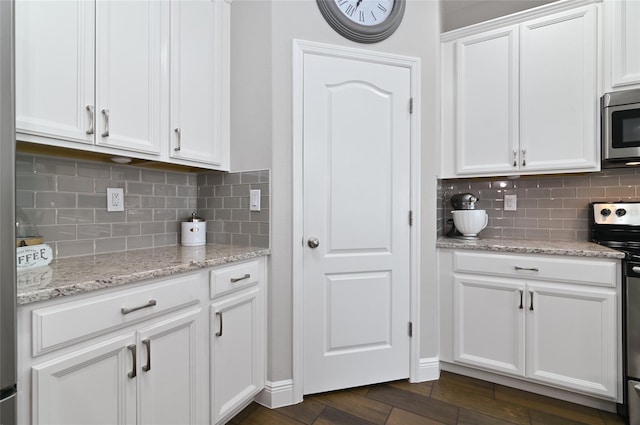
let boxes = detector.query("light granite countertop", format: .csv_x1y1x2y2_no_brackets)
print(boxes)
17,244,270,305
436,236,625,259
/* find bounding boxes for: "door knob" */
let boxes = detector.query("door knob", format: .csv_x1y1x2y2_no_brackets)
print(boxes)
307,237,320,248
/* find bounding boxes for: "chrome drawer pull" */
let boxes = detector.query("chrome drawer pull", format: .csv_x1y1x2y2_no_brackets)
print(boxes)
515,266,539,272
142,339,151,372
174,128,181,151
86,105,94,135
215,312,223,337
101,109,110,137
127,344,137,379
518,290,523,309
230,273,250,283
121,300,157,315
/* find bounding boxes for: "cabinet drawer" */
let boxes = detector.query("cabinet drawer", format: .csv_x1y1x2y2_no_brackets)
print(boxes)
210,261,260,299
32,274,201,356
453,251,618,287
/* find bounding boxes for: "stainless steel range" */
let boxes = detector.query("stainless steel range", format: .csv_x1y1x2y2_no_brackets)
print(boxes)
591,202,640,423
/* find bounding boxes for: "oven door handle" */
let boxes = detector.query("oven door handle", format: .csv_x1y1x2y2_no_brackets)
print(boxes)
633,266,640,274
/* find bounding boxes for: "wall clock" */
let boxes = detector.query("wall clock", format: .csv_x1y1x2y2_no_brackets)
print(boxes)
316,0,405,44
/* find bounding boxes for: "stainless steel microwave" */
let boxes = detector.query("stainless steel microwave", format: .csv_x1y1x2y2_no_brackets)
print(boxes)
602,88,640,168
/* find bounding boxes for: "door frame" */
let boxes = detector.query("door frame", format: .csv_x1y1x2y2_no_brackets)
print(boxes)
291,39,421,402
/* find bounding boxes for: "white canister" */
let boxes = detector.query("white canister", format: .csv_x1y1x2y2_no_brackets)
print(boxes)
181,212,207,246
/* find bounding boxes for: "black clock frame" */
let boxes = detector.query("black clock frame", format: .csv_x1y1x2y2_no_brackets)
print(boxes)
316,0,405,44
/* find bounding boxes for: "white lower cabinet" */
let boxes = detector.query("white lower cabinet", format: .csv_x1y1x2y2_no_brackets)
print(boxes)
442,249,620,401
209,260,266,425
18,257,268,425
32,309,199,425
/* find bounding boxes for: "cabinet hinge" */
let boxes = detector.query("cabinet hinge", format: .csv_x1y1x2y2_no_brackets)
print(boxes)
408,322,413,337
409,210,413,226
409,97,414,114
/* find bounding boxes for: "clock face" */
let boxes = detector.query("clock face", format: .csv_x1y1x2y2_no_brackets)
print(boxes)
317,0,405,43
333,0,394,27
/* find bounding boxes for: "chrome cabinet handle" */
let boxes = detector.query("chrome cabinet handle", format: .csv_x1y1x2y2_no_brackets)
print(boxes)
127,344,137,379
215,312,223,337
174,128,181,151
86,105,94,135
231,273,250,283
515,266,539,272
529,291,534,311
308,237,320,248
121,300,157,315
521,149,527,166
513,150,517,167
518,290,523,309
142,339,151,372
101,109,110,137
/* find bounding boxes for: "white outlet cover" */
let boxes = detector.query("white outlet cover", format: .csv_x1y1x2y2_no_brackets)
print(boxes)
107,188,125,212
504,194,517,211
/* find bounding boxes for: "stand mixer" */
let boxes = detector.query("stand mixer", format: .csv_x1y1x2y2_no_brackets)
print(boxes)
446,192,486,239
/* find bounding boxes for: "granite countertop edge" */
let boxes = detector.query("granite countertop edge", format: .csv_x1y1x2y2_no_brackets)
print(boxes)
17,245,271,305
436,236,625,259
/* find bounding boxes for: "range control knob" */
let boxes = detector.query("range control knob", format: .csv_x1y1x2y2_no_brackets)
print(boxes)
616,208,627,217
601,208,612,217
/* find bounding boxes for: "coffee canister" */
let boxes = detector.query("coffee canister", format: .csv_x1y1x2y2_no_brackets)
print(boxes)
181,212,206,246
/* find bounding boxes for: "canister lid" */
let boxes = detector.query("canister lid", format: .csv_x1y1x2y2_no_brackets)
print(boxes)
184,212,205,222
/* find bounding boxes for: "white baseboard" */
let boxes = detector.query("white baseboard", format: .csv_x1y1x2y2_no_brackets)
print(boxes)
412,357,441,383
254,379,296,409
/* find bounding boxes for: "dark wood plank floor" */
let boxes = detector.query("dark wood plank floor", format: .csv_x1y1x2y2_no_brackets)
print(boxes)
229,372,626,425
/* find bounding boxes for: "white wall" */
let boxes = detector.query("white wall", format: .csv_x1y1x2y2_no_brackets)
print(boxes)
231,0,441,385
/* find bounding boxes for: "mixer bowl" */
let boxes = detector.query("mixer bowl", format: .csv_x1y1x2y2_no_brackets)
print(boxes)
452,210,488,236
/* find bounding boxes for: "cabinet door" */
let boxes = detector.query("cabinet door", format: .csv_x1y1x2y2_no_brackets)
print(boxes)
95,0,163,154
453,275,525,377
455,26,519,175
609,0,640,88
520,5,598,172
170,0,229,168
16,0,95,144
526,282,617,399
31,335,136,425
211,287,264,424
137,309,201,425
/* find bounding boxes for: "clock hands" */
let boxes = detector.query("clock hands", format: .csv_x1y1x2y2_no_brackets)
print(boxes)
355,0,363,10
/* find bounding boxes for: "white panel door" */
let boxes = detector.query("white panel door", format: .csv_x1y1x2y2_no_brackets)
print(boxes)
526,282,617,399
95,0,163,154
170,0,227,168
211,287,264,424
137,309,200,425
16,0,94,144
520,5,597,172
453,275,525,377
455,26,519,175
32,335,136,425
610,0,640,88
302,53,411,394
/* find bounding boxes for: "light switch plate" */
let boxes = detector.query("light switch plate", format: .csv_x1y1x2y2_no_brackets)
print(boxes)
107,188,124,212
250,189,261,212
504,194,517,211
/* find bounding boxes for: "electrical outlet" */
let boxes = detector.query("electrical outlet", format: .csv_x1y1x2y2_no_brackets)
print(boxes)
504,194,517,211
107,188,124,212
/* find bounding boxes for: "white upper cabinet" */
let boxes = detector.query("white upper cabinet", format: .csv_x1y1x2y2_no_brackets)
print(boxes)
94,0,164,155
604,0,640,90
520,6,598,172
170,0,230,168
16,0,95,144
455,26,519,175
16,0,230,170
440,1,601,178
